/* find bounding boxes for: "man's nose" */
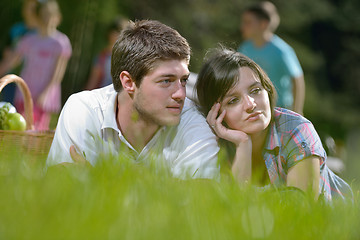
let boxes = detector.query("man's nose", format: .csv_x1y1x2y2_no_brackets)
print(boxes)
172,80,186,101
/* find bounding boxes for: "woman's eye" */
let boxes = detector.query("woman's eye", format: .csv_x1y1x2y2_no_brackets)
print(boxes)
228,98,239,105
251,88,261,94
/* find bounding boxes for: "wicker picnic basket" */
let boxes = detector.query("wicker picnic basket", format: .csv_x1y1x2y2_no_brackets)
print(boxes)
0,74,55,158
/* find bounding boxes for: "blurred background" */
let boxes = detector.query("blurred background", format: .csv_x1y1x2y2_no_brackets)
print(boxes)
0,0,359,187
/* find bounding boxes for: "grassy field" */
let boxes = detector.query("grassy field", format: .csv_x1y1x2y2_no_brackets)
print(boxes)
0,146,359,240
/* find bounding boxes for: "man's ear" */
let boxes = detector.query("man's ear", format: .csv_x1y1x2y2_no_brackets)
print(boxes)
119,71,136,94
260,19,270,31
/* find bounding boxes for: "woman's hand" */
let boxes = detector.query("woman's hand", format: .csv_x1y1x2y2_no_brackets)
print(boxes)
206,103,250,146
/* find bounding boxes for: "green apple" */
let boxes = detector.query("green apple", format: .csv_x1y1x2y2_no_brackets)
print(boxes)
3,112,27,131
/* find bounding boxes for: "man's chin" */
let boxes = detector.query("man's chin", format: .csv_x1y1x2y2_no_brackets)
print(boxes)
162,116,181,126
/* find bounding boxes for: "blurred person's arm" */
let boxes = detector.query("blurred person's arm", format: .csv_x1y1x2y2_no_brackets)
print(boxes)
37,56,68,106
0,51,22,77
292,75,305,115
85,64,102,90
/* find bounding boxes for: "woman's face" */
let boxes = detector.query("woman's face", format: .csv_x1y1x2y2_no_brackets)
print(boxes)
220,67,271,135
23,0,38,28
38,3,60,28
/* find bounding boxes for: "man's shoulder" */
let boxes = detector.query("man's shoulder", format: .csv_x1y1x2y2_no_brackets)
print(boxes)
181,98,205,122
177,98,213,137
64,85,116,115
270,35,295,54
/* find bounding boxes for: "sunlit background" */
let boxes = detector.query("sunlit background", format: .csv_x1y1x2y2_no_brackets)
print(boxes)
0,0,359,188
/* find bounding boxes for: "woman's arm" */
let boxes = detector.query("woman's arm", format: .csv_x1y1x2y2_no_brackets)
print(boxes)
37,56,68,106
0,51,22,77
232,139,252,183
286,156,320,200
207,103,252,184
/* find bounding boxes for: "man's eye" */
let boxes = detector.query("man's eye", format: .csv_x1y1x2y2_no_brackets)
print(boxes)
160,79,171,84
180,78,188,87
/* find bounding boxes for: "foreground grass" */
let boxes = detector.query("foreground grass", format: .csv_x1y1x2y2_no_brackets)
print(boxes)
0,148,359,240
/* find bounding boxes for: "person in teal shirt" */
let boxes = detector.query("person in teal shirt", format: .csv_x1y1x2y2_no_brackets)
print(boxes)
238,1,305,114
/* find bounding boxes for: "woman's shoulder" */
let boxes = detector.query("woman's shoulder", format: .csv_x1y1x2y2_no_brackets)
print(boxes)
50,30,71,47
273,108,311,133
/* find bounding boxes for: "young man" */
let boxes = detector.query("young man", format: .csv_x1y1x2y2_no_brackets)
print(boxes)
47,20,219,179
238,1,305,114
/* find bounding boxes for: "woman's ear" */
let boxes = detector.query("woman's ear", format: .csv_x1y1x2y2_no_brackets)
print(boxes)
119,71,136,94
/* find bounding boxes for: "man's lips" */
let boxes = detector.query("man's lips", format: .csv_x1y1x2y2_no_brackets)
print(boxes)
167,105,183,113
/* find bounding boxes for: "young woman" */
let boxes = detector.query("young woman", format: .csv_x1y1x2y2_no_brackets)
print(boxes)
195,48,352,201
0,0,72,130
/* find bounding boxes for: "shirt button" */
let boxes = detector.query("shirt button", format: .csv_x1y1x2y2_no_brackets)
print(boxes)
301,142,307,148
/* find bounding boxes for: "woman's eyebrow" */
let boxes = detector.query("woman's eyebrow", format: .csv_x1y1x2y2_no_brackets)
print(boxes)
224,90,238,98
248,81,262,89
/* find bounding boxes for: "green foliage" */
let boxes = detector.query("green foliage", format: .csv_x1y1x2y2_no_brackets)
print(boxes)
0,150,358,240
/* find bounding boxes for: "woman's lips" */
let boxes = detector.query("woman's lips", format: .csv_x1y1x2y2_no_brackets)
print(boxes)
246,111,262,121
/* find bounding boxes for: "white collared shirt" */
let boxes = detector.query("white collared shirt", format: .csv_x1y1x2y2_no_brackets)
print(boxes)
47,84,220,179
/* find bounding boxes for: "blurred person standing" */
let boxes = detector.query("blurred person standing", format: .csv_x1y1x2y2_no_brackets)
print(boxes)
238,1,305,114
0,0,72,130
0,0,38,104
85,17,128,90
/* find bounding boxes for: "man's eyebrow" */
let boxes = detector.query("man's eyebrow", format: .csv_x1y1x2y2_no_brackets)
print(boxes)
159,73,190,78
183,73,190,78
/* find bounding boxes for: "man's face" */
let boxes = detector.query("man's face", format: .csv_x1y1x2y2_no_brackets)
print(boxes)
133,59,190,127
240,12,264,40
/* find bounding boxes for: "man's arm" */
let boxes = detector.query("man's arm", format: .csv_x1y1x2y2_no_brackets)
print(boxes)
292,75,305,115
46,93,100,167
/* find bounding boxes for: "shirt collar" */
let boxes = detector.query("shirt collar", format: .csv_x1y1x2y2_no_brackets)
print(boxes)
101,90,119,131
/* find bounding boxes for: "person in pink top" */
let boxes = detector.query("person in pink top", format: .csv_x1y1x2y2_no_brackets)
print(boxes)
0,0,72,130
85,17,128,90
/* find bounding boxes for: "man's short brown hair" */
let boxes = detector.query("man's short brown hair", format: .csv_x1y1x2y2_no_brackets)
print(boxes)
245,1,280,32
111,20,191,92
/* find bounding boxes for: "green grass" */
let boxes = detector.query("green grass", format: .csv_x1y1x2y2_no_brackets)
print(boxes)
0,147,359,240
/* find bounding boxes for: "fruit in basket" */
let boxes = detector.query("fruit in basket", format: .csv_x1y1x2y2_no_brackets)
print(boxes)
0,103,26,131
0,103,11,129
3,112,27,131
0,102,16,114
